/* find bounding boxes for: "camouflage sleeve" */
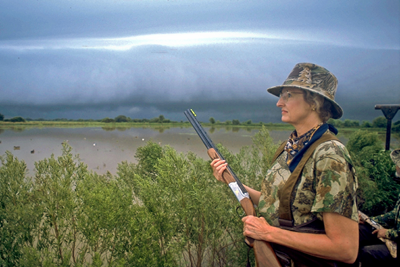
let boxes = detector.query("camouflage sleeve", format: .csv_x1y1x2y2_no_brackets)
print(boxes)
371,197,400,241
371,210,396,228
310,141,358,222
385,228,399,241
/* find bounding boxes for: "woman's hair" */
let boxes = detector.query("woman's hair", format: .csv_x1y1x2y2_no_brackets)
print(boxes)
303,90,333,122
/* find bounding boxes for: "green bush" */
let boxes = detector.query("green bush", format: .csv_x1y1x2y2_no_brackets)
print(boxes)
393,120,400,133
0,152,41,266
117,142,253,266
346,130,400,215
1,126,399,266
7,116,26,122
101,117,115,123
114,115,129,122
372,116,387,128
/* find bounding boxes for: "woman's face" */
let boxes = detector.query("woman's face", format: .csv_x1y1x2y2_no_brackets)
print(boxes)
276,87,314,126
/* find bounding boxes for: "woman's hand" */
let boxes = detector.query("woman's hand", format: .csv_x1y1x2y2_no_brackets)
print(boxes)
242,215,273,242
372,228,388,239
358,211,364,224
210,158,228,183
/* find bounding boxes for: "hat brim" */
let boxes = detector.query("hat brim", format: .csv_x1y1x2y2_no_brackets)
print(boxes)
390,149,400,169
267,85,343,119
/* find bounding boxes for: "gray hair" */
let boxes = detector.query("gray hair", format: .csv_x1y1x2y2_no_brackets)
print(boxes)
303,90,333,123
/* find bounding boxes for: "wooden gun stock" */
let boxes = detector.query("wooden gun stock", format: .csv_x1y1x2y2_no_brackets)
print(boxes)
209,148,281,267
184,107,281,267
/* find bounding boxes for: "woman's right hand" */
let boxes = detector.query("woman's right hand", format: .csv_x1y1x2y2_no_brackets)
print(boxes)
358,211,364,224
210,158,228,183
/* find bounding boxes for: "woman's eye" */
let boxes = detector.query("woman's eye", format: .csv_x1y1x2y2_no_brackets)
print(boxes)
287,92,292,98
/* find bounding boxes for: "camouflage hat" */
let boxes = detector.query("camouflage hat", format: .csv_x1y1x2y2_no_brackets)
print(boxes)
267,63,343,119
390,149,400,169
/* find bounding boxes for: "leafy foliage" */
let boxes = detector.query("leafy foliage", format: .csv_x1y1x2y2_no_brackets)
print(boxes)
372,116,387,128
6,116,26,122
1,126,399,266
346,130,400,215
0,152,41,266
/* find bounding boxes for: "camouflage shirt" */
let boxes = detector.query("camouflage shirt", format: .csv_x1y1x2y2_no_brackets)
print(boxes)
371,194,400,241
258,133,358,227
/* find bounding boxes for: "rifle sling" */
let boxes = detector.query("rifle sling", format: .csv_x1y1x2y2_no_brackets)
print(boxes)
271,132,339,227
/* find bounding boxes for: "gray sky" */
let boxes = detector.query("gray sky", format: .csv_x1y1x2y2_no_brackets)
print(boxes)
1,0,399,123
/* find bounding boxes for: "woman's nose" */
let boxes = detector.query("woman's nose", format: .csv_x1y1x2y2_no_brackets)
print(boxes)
276,97,284,107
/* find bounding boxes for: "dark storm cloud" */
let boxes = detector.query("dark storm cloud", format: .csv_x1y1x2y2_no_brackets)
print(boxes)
0,0,399,122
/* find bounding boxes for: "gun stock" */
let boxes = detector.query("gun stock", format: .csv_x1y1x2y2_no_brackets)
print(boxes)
185,109,281,267
359,211,397,258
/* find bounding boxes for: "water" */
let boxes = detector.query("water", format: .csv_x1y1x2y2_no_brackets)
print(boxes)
0,126,398,175
0,126,283,175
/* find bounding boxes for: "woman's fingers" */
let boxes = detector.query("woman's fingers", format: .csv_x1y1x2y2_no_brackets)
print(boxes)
210,159,228,182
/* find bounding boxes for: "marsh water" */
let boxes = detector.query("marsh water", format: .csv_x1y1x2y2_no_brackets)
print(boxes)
0,126,398,175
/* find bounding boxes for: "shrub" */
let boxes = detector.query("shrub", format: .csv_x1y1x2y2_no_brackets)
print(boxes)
8,116,26,122
0,152,41,266
356,150,400,215
117,142,251,266
372,116,387,128
361,121,372,128
101,117,115,123
2,127,399,266
346,130,400,215
115,115,129,122
232,119,240,125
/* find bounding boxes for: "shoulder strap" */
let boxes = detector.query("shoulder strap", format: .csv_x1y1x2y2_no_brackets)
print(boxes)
278,132,339,227
271,141,287,164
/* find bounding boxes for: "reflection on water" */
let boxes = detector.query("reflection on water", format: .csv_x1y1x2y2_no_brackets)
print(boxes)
0,125,398,176
100,126,171,133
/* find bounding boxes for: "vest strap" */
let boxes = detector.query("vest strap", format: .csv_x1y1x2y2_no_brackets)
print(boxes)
276,132,340,226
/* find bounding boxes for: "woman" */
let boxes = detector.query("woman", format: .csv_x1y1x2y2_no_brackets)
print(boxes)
211,63,359,265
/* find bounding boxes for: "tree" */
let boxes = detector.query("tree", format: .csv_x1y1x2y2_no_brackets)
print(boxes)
393,120,400,132
327,118,343,128
101,117,115,123
361,121,372,128
149,117,160,123
0,113,4,121
115,115,128,122
158,115,165,123
209,117,215,124
9,117,25,122
372,116,387,128
344,119,359,128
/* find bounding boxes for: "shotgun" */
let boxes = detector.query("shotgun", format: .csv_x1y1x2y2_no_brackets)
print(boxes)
358,211,397,258
184,109,281,267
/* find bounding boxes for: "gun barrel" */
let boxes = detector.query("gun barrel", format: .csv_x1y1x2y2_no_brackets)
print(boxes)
184,108,282,267
184,109,248,195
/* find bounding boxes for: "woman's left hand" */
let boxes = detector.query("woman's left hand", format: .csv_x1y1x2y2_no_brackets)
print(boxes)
242,215,273,242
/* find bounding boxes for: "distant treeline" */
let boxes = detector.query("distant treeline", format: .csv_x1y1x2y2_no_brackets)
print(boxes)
0,112,399,132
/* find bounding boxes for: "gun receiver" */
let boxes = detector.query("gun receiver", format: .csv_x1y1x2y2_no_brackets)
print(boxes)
184,109,281,267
